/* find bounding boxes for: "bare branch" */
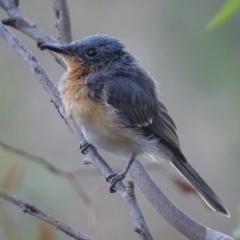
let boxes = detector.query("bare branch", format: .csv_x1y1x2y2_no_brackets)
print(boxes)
130,160,233,240
0,22,153,240
0,140,97,229
0,0,66,69
52,0,72,44
126,181,153,240
0,20,64,115
0,140,86,178
0,189,96,240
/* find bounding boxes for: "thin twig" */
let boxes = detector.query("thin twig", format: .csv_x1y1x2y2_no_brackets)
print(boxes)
0,22,154,240
0,140,96,229
0,140,69,175
0,189,96,240
0,0,66,69
0,140,85,178
52,0,72,44
126,181,153,240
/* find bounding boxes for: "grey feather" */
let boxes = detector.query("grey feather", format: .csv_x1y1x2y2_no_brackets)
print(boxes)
172,151,229,216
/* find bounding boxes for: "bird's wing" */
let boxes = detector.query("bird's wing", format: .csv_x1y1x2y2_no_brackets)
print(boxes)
149,100,180,148
149,111,180,149
103,75,157,127
102,75,180,149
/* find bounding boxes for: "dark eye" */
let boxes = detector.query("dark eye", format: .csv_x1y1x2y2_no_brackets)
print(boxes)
87,48,97,57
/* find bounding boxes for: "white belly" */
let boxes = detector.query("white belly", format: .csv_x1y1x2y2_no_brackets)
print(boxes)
80,117,173,164
81,123,141,155
66,98,173,161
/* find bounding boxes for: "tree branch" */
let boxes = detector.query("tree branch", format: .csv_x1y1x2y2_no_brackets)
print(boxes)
130,160,233,240
0,0,66,69
0,140,96,230
0,22,154,240
52,0,72,44
0,189,96,240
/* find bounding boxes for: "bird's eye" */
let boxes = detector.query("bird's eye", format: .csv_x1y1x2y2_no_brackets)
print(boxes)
87,48,97,57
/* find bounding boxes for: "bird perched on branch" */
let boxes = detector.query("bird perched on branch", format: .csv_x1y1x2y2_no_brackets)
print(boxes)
42,34,229,217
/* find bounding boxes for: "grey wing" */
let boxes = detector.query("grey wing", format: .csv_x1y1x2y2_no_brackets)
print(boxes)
103,75,180,149
149,101,180,149
104,76,159,127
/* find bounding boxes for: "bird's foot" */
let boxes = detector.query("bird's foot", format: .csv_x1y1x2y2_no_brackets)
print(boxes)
79,140,91,154
106,172,126,193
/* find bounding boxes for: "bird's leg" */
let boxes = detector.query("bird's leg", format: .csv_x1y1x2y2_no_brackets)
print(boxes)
79,140,91,154
106,154,136,193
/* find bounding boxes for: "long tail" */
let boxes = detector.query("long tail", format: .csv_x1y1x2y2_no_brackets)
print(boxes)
171,151,230,217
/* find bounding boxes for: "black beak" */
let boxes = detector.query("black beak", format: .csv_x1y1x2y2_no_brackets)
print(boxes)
41,43,72,55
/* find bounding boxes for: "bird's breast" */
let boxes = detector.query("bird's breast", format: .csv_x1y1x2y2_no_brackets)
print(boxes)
59,74,106,125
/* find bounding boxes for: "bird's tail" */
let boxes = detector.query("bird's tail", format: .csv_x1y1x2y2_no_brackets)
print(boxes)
171,151,230,217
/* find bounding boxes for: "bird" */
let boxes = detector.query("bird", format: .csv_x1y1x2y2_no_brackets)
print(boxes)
42,34,229,217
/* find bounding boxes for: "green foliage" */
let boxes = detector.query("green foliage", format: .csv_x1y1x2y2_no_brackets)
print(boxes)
207,0,240,30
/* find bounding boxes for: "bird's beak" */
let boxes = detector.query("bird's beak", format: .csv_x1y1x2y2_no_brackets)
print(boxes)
41,43,73,55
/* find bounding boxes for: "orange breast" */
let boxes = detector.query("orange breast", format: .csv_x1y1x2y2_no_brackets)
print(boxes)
60,64,114,128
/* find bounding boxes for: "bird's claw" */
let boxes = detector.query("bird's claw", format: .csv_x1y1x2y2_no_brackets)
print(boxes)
79,140,91,154
106,172,126,193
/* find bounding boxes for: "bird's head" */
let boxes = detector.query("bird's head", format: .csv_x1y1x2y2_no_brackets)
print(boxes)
42,34,125,72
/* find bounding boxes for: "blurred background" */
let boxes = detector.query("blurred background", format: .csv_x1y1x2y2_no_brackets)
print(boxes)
0,0,240,239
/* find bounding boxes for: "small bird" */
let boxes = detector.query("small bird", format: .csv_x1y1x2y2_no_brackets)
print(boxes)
42,34,229,217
